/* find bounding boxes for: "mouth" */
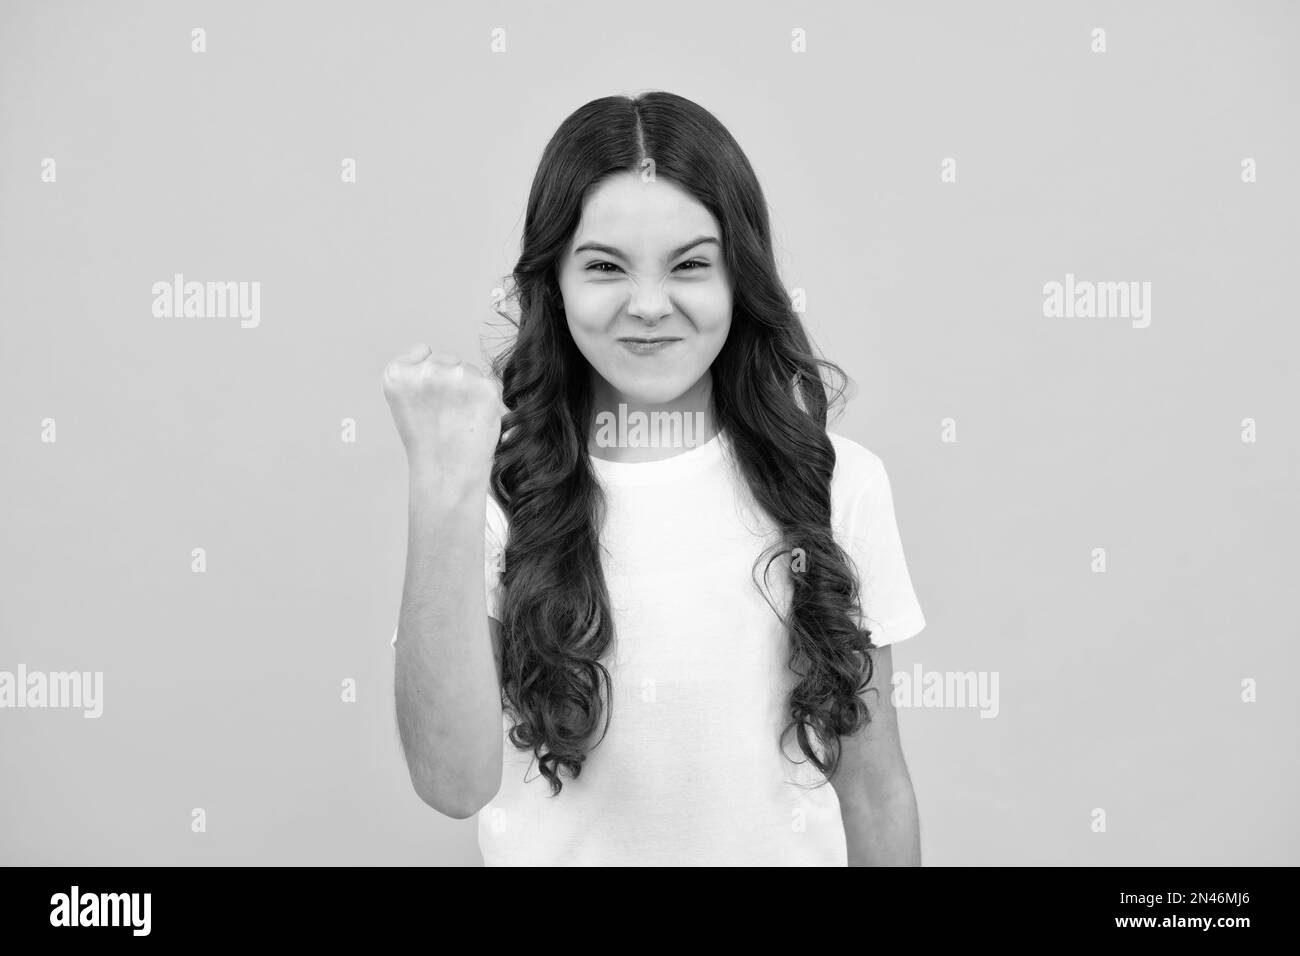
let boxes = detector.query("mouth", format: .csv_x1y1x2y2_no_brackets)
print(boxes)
618,337,682,355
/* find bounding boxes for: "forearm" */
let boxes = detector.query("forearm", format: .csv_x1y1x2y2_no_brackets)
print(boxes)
840,783,921,866
394,468,502,816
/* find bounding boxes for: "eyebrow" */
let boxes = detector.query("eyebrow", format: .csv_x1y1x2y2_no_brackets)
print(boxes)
571,236,720,261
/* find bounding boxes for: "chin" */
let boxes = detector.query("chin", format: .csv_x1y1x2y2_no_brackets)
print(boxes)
606,379,693,406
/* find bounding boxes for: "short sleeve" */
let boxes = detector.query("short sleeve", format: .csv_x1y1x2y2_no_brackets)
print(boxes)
483,494,507,621
839,461,926,648
390,493,508,648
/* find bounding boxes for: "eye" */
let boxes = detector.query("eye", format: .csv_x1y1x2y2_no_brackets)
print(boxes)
675,259,710,272
586,261,622,273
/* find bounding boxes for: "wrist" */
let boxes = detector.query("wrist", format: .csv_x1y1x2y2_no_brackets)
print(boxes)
407,462,490,506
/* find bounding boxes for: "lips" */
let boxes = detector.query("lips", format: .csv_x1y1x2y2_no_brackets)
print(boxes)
618,338,681,355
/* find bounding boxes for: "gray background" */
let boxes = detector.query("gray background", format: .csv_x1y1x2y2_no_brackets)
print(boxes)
1,0,1296,865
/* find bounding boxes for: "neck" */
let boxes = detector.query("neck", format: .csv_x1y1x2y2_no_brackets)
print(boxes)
587,372,718,463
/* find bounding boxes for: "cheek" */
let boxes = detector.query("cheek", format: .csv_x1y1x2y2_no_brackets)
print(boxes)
676,281,732,337
563,283,624,338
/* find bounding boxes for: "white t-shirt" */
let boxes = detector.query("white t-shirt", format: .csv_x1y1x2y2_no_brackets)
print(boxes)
393,428,925,865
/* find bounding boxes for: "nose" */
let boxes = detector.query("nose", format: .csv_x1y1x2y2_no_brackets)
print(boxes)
626,278,672,324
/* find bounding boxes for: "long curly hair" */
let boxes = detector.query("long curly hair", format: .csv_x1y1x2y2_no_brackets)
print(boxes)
489,91,879,796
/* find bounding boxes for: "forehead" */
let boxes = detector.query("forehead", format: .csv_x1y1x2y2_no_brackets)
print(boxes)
568,171,720,254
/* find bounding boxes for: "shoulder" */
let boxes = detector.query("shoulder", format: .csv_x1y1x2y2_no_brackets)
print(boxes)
827,430,887,498
486,488,510,534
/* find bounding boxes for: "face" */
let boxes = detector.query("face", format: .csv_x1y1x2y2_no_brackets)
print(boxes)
557,170,733,409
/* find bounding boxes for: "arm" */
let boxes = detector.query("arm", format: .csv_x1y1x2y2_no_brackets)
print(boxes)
829,644,921,866
383,343,508,819
394,472,505,818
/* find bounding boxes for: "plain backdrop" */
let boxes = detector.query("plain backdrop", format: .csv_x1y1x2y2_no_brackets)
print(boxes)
1,0,1297,865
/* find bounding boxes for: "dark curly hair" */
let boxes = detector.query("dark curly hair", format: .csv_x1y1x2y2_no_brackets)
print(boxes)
489,91,879,796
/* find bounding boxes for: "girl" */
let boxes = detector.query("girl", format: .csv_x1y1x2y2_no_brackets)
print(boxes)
385,91,927,866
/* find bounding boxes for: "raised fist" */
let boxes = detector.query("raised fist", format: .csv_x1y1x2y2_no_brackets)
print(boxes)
382,343,506,480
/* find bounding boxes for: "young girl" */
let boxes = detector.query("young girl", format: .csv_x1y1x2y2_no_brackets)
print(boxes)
385,91,927,866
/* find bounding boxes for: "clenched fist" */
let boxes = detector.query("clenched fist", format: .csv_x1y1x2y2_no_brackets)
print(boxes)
382,343,507,481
